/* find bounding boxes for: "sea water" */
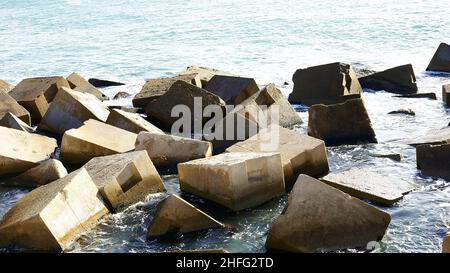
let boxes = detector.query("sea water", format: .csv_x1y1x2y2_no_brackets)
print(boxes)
0,0,449,253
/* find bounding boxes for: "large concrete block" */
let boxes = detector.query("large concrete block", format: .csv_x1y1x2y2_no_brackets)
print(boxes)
443,234,450,253
135,132,212,168
147,195,223,237
83,151,166,211
407,127,450,146
60,119,137,164
178,152,285,211
231,83,302,128
0,79,13,93
145,80,225,130
67,72,108,101
308,98,377,146
39,87,110,134
204,75,259,105
205,110,261,153
0,168,108,251
226,125,329,188
259,84,302,127
178,65,234,87
288,62,362,106
443,84,450,106
133,74,201,108
426,43,450,73
2,159,68,188
359,64,418,94
0,112,35,133
0,126,57,176
9,77,70,124
106,109,165,134
321,168,413,206
0,90,31,125
416,143,450,180
266,175,391,253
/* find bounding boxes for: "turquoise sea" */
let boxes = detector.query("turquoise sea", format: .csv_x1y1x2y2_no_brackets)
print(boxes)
1,0,450,252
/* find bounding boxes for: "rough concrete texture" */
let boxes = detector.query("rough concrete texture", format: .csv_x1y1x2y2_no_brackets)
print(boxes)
178,152,285,211
0,168,108,251
83,151,166,211
60,119,137,164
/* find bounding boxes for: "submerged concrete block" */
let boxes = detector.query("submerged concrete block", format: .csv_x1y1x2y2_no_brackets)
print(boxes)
147,195,223,237
288,62,362,106
60,119,137,164
84,151,166,211
308,98,377,146
266,175,391,253
416,143,450,180
178,152,285,211
321,168,413,206
427,43,450,73
0,168,108,251
204,75,260,105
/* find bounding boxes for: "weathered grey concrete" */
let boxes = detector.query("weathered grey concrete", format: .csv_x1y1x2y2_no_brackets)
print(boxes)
2,159,68,188
308,98,377,145
135,132,212,168
60,119,137,164
226,125,329,188
266,174,391,253
443,234,450,253
106,109,164,134
0,168,108,251
443,84,450,106
407,127,450,146
39,87,110,135
426,43,450,72
321,168,413,206
133,74,201,108
147,195,223,237
178,152,285,211
83,151,166,211
9,77,70,124
204,75,260,105
0,79,13,93
0,90,31,125
288,62,362,106
416,143,450,180
0,112,35,133
0,126,57,176
359,64,418,94
145,80,225,130
67,72,108,101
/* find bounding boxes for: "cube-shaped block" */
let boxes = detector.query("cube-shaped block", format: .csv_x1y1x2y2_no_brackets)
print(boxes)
0,168,108,251
178,152,285,211
83,151,166,211
0,126,57,176
9,77,70,124
60,119,137,164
